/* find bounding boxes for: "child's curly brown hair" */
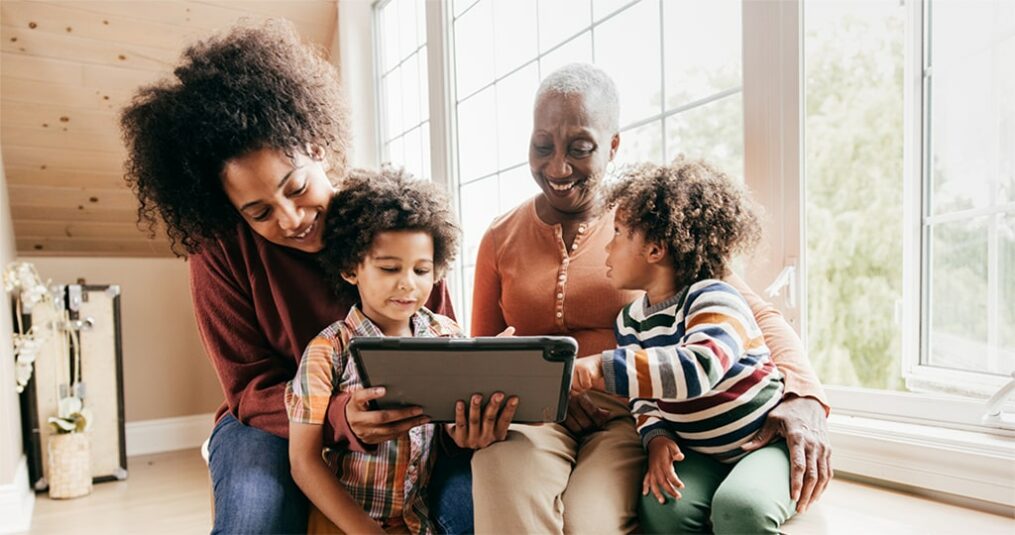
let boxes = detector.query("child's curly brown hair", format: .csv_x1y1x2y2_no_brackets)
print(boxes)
317,167,461,300
120,20,349,255
604,157,761,290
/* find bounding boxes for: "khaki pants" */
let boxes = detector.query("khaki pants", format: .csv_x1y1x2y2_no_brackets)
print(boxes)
472,391,645,534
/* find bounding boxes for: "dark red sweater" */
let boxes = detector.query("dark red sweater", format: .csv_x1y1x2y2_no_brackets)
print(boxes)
189,223,454,442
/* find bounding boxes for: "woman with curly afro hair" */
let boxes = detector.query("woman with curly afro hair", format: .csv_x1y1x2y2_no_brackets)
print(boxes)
119,21,466,534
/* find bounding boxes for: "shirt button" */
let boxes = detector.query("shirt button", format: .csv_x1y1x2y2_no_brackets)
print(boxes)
578,224,587,232
557,292,564,299
556,312,563,318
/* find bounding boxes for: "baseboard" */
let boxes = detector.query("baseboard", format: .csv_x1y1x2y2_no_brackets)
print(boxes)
0,455,35,534
829,413,1015,509
125,412,215,457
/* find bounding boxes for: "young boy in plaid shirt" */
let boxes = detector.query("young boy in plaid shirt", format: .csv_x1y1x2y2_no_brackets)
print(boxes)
286,168,514,534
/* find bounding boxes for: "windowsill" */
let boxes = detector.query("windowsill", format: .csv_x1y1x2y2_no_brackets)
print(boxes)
828,412,1015,509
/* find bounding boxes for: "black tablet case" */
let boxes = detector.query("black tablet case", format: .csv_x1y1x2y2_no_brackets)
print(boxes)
348,336,577,423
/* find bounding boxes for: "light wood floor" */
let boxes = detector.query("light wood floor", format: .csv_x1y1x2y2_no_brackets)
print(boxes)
21,449,1014,534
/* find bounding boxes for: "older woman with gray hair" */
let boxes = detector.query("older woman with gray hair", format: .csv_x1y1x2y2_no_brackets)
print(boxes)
466,63,832,533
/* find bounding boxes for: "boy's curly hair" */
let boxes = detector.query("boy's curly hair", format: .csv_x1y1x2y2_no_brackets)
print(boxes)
604,157,761,290
317,168,461,300
119,20,349,255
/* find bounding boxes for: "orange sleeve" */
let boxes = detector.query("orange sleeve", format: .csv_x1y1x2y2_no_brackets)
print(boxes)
470,227,508,337
726,273,830,415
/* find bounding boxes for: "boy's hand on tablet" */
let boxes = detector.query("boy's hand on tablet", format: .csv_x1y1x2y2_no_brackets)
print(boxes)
346,387,431,444
644,436,686,504
445,392,518,449
571,355,605,393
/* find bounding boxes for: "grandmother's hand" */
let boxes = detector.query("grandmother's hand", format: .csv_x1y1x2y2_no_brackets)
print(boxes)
445,392,518,449
741,395,831,512
562,391,610,435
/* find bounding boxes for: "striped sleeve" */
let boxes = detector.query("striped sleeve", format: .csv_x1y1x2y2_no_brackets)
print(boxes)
631,399,678,448
285,335,342,425
602,281,765,401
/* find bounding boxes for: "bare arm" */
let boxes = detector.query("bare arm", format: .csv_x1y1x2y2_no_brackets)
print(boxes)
289,422,384,535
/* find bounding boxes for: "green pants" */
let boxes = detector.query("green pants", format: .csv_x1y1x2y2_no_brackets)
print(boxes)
639,441,796,534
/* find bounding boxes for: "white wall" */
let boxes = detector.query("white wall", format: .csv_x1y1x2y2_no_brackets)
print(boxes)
0,155,23,491
21,257,222,422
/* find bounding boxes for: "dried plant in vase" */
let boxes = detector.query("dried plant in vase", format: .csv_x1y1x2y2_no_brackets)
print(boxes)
46,396,93,499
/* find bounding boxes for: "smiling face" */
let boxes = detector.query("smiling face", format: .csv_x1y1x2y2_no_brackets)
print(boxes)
604,213,655,291
221,146,334,253
342,230,436,336
529,92,620,218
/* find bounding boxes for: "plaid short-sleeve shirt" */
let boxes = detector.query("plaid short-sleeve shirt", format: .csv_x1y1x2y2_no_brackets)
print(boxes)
286,305,463,534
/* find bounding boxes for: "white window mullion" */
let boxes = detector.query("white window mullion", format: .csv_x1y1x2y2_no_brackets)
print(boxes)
741,0,804,332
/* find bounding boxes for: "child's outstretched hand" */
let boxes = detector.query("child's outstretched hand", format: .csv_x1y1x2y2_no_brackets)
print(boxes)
571,355,605,393
644,436,686,504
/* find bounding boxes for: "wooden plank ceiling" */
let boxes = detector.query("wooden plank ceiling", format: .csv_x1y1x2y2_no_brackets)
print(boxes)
1,0,338,257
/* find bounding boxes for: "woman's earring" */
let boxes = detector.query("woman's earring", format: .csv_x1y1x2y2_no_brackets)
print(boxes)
606,160,617,179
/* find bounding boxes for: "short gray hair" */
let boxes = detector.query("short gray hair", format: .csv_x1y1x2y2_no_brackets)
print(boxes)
535,63,620,134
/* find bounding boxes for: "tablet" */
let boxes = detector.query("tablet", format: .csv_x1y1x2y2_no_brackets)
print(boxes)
348,336,577,423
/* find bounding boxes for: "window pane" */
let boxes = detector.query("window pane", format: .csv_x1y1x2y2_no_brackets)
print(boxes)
538,0,591,53
614,120,662,169
539,31,592,76
385,136,404,168
457,87,498,182
401,53,421,132
928,1,1014,214
494,0,538,78
594,0,635,21
594,0,661,126
496,64,540,170
398,0,419,61
803,0,906,390
663,0,741,110
925,0,1015,380
929,217,989,373
455,0,495,99
498,165,541,215
402,126,424,181
455,0,479,18
1002,214,1015,366
460,175,500,265
382,67,403,141
665,92,743,181
929,49,1009,213
379,1,400,72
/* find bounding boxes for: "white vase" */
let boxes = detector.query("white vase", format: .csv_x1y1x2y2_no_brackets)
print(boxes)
48,433,92,499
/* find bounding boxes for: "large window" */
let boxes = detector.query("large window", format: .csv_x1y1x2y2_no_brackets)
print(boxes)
802,0,1014,405
370,0,1014,424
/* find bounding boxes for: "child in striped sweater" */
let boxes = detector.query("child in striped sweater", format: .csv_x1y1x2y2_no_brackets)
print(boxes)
571,158,796,534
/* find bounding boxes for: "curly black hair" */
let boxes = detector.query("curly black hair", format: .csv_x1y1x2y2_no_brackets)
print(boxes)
317,167,461,300
119,20,349,255
603,157,762,290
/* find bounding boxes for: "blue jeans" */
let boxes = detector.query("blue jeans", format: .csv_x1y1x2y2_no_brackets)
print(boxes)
427,449,475,535
208,413,308,534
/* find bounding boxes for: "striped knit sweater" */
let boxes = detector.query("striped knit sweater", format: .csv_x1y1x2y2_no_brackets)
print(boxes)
601,279,784,463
